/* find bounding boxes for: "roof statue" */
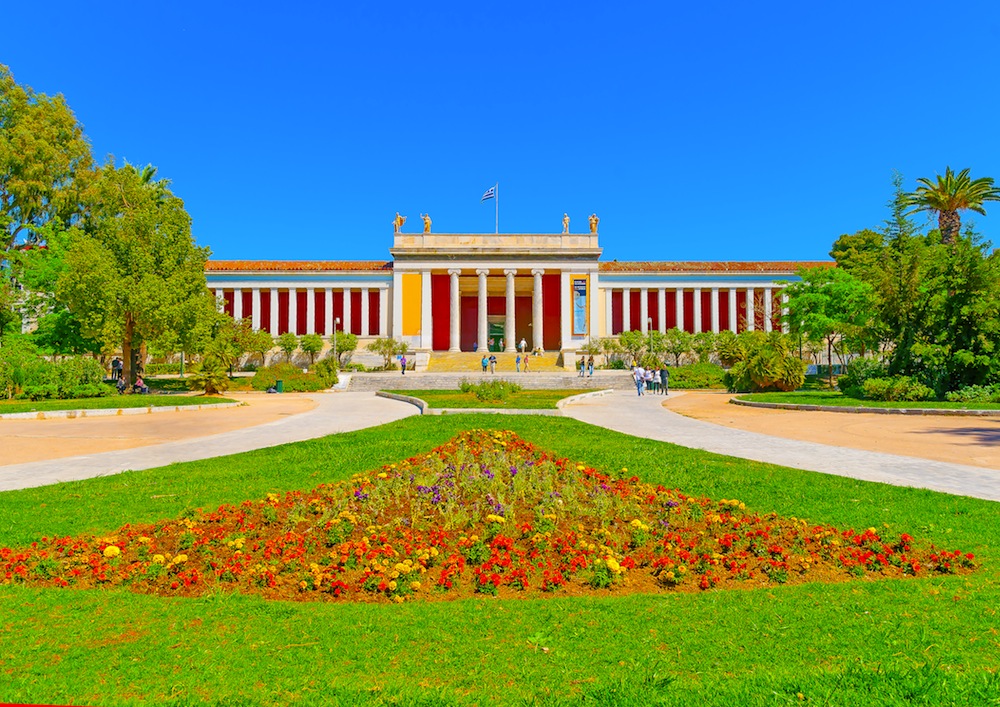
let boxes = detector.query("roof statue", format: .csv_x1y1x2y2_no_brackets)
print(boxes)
392,212,406,233
589,213,599,234
420,213,432,233
562,213,570,234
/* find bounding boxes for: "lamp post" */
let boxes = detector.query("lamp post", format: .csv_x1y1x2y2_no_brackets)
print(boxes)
333,317,341,369
647,317,653,361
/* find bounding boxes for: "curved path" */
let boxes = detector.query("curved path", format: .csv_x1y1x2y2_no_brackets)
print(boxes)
0,392,418,492
562,389,1000,502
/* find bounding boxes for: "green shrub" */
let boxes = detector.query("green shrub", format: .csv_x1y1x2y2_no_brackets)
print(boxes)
2,348,110,401
145,363,182,375
602,359,628,370
861,376,935,402
458,379,522,402
312,358,339,387
251,363,328,392
188,357,231,395
667,363,726,389
838,357,887,397
945,384,1000,403
723,333,805,393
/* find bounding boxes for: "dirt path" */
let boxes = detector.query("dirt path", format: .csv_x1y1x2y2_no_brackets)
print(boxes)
0,394,317,466
664,391,1000,470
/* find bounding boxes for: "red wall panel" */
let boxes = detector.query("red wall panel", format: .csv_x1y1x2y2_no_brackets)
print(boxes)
431,274,450,351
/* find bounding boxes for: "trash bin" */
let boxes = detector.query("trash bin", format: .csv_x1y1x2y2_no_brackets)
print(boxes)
276,380,284,393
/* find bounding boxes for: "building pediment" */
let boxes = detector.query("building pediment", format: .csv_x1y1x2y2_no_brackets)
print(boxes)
390,232,602,260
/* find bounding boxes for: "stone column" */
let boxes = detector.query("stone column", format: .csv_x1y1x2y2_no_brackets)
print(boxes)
305,287,316,335
781,291,789,334
214,288,224,312
379,288,388,337
324,288,333,336
605,288,614,336
360,287,370,337
504,269,517,351
728,289,737,333
710,287,720,333
448,269,461,351
560,270,572,350
746,287,755,332
763,287,773,332
343,288,352,334
622,288,631,332
270,289,279,334
477,269,489,353
692,288,702,333
420,272,432,349
288,288,298,335
675,289,684,333
532,269,544,351
233,288,243,321
251,288,261,330
391,272,403,341
657,288,666,333
639,288,649,334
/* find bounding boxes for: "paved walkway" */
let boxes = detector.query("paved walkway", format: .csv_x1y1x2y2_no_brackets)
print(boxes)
562,390,1000,502
0,392,418,492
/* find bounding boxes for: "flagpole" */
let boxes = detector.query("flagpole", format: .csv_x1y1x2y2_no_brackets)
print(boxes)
495,182,499,234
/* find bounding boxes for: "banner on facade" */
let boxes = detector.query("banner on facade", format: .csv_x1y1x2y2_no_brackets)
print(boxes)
572,275,588,336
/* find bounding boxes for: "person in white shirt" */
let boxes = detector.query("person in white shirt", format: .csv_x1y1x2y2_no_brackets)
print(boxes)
633,365,646,396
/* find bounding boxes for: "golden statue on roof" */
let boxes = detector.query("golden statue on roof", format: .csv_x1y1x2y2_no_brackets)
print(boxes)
393,212,406,233
562,213,570,234
589,213,599,233
420,213,432,233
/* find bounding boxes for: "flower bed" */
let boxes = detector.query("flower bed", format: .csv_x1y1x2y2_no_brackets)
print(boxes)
0,431,976,602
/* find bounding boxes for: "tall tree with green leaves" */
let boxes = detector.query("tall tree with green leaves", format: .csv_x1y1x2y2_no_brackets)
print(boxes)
0,65,93,252
57,161,210,385
903,167,1000,245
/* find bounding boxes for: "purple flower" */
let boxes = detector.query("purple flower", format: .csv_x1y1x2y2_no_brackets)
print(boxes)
509,466,518,477
354,489,369,502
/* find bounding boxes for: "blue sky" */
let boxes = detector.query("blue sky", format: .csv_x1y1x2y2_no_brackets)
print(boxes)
5,1,1000,262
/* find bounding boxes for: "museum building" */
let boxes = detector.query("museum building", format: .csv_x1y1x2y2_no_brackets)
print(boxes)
205,224,827,356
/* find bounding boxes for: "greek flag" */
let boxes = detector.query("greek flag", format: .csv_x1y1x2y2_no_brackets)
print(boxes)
481,186,495,202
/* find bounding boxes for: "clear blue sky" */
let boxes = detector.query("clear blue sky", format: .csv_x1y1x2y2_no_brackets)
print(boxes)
5,1,1000,262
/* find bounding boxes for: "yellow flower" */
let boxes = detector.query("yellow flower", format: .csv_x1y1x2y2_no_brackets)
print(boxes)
606,558,622,574
485,514,506,524
152,554,165,564
377,472,388,479
410,581,421,591
172,554,188,565
103,546,121,558
388,581,398,591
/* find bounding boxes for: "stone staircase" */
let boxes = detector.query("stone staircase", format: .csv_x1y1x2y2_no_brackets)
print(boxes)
346,370,634,392
425,351,564,373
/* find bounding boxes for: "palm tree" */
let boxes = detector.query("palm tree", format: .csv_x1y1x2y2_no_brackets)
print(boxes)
903,167,1000,244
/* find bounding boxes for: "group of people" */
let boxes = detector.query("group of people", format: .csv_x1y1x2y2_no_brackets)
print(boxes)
109,358,148,394
632,364,669,396
577,356,596,377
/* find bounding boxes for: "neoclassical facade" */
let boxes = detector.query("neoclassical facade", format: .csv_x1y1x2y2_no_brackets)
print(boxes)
206,229,827,354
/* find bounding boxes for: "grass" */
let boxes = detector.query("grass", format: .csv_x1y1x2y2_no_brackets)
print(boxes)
0,395,238,414
1,415,998,705
382,389,582,409
737,390,1000,411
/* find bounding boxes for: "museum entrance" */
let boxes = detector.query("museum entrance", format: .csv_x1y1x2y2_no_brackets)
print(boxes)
487,318,505,352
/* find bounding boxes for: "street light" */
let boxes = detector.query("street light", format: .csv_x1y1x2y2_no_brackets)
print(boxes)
647,317,653,361
333,317,341,371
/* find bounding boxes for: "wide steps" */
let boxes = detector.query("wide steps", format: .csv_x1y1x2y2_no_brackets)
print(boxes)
426,351,564,373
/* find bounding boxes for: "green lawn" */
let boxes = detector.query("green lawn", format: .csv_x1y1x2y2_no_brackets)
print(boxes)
1,415,998,705
736,390,1000,411
382,389,582,409
0,395,238,415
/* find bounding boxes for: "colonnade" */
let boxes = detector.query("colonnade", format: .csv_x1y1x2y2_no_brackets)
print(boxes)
605,286,789,335
213,286,388,337
445,268,547,353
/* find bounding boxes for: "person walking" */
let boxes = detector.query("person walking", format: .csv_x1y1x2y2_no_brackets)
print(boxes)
519,338,527,354
587,355,595,377
660,365,669,395
515,354,521,373
644,367,654,393
633,365,645,396
489,354,497,374
481,355,488,373
400,355,407,375
578,356,585,377
523,354,530,372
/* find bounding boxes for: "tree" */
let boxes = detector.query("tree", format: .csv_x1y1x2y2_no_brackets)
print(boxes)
0,65,93,253
188,356,230,395
692,331,716,363
597,337,622,366
368,337,408,369
829,228,883,274
276,332,299,362
330,330,358,366
617,330,647,365
300,333,324,364
904,167,1000,245
246,328,276,367
57,160,210,386
663,328,693,366
784,267,876,387
29,309,101,357
724,332,806,393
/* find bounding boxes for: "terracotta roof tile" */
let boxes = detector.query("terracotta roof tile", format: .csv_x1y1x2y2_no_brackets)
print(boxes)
206,260,393,272
598,261,833,273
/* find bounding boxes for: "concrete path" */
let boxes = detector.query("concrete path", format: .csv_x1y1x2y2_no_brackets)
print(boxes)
562,389,1000,502
0,392,418,492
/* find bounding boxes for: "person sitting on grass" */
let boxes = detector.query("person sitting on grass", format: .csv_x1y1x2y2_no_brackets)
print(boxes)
134,376,149,394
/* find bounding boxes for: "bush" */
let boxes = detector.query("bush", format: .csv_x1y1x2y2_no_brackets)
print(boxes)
188,357,231,395
312,358,339,387
602,359,628,370
251,363,329,392
861,376,935,402
459,379,522,402
666,363,726,389
145,363,182,375
945,384,1000,403
3,347,111,401
838,357,887,398
723,333,805,393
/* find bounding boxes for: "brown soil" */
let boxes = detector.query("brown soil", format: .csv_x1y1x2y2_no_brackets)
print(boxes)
664,391,1000,469
0,393,317,465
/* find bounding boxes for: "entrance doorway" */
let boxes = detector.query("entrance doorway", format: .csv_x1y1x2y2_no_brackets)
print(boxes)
487,318,505,352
